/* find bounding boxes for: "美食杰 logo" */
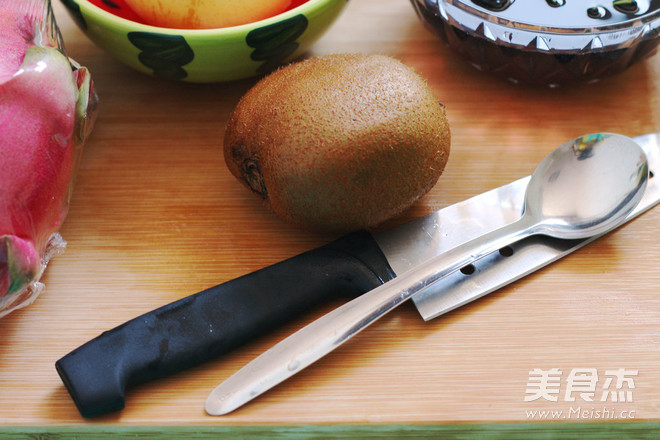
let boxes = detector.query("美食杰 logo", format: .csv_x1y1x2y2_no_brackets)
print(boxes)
523,368,638,420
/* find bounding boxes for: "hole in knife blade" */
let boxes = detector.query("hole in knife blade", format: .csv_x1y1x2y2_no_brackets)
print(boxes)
499,246,514,257
650,170,655,179
460,264,476,275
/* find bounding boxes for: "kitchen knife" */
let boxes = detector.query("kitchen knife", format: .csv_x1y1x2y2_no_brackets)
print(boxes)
56,133,659,418
205,133,659,415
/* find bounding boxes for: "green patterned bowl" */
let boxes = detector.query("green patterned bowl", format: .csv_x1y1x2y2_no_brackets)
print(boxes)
60,0,348,82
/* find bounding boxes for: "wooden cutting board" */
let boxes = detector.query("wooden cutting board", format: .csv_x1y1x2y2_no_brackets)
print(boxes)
1,0,659,434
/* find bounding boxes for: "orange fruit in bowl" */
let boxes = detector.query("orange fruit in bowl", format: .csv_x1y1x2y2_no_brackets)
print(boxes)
123,0,293,29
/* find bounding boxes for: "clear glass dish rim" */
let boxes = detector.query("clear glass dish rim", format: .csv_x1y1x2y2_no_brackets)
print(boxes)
441,0,660,34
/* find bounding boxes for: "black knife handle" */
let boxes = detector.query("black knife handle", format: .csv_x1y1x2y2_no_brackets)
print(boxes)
55,231,395,418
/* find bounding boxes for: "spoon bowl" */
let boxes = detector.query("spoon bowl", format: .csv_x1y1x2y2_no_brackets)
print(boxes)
523,133,649,240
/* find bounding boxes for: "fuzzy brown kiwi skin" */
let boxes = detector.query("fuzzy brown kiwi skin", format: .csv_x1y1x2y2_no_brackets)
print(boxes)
223,53,451,233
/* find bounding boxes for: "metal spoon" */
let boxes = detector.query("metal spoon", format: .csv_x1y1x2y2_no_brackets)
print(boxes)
206,133,649,415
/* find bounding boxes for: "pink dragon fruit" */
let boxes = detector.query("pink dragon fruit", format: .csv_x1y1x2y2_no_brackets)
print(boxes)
0,0,98,317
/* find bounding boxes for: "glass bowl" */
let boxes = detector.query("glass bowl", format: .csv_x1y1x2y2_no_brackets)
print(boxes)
410,0,660,86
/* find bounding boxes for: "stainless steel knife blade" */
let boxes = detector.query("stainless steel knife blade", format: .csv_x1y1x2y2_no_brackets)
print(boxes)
205,133,659,416
403,132,659,320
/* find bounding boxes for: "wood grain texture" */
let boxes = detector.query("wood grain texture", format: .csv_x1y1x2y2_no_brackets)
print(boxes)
1,0,659,431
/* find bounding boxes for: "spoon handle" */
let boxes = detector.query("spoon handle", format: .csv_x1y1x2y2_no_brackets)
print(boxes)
205,216,535,415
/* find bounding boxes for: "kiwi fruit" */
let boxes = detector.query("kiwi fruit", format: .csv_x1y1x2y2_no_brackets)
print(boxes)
224,53,450,232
